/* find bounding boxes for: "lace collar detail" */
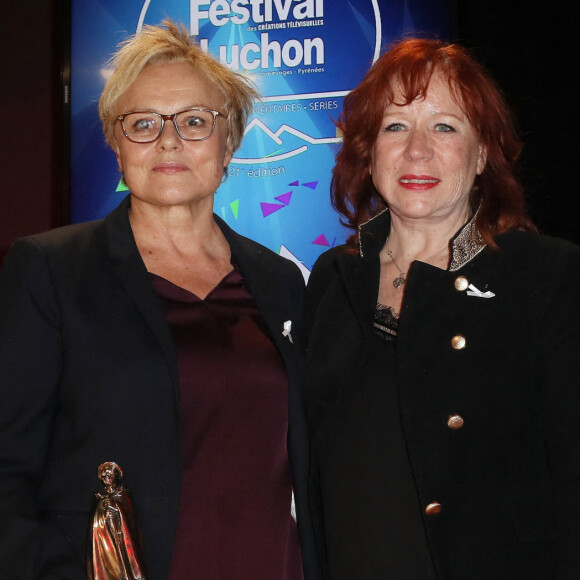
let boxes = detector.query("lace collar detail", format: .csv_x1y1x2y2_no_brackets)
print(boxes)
358,208,486,271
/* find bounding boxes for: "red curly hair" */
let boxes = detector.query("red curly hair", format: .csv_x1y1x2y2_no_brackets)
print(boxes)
331,38,536,250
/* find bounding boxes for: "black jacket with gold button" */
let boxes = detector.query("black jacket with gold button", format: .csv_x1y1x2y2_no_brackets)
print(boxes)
303,209,580,580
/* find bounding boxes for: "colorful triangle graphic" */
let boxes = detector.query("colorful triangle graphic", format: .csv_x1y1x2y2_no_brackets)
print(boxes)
302,181,318,190
230,199,239,219
260,202,285,217
312,233,330,246
275,191,292,205
116,179,130,192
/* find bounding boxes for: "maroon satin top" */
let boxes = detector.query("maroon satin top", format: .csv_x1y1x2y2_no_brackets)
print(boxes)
151,269,303,580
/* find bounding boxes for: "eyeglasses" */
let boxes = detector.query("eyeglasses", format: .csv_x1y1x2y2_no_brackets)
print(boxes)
116,107,226,143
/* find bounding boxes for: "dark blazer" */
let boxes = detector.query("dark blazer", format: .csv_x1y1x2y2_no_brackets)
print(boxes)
304,210,580,580
0,195,320,579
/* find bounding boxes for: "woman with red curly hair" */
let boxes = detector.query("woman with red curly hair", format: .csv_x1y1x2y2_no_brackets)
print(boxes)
303,38,580,579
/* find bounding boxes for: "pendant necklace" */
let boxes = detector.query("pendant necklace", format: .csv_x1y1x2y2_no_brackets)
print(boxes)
385,243,448,288
385,248,407,288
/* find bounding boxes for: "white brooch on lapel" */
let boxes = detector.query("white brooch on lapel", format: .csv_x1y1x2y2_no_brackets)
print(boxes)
467,283,495,298
282,320,293,343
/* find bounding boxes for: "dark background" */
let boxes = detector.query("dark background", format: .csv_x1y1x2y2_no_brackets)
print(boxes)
0,0,577,261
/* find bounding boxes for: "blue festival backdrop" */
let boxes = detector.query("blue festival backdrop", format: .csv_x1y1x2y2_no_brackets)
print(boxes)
71,0,450,278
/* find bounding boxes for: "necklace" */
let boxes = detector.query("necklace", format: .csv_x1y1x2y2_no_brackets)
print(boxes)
384,248,407,288
384,243,448,288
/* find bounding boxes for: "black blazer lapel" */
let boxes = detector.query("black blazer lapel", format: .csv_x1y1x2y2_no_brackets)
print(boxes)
103,197,180,390
336,251,381,341
215,215,301,362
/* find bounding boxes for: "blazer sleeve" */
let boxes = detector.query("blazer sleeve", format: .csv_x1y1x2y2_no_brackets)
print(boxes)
302,247,352,433
0,238,83,577
536,243,580,579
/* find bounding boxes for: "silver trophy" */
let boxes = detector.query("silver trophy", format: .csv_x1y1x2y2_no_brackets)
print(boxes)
87,462,147,580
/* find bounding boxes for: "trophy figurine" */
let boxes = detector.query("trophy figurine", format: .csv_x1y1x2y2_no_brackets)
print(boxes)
87,462,147,580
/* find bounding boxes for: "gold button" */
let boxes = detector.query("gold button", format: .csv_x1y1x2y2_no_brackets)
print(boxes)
447,414,464,429
454,276,469,291
425,502,442,516
451,334,466,350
